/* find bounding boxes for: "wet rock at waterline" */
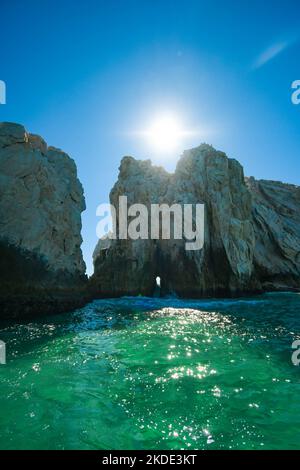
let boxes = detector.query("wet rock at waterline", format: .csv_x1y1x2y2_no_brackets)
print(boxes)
91,144,300,298
0,122,88,319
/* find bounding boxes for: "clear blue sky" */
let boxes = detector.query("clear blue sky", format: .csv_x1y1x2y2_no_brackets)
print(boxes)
1,0,300,274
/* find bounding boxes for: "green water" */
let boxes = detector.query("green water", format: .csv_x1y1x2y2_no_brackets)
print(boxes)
0,293,299,450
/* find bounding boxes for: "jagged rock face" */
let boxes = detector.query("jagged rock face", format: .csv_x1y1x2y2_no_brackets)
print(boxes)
91,145,260,298
92,145,300,298
246,177,300,291
0,122,87,319
0,122,85,274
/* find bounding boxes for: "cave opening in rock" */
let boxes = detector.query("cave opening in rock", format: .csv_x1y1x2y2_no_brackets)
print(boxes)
153,276,161,298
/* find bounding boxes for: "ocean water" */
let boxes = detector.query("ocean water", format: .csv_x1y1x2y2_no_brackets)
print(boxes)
0,292,299,450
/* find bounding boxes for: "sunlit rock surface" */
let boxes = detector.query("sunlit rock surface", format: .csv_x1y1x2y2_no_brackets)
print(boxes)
0,122,88,319
92,144,300,298
246,177,300,291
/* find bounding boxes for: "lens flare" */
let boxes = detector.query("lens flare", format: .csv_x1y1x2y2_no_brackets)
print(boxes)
146,115,183,152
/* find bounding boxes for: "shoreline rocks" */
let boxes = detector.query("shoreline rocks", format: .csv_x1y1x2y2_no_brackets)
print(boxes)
0,122,89,320
91,144,300,298
1,122,299,317
246,177,300,292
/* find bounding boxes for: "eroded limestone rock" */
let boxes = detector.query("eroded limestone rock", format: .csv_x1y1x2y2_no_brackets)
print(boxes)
246,177,300,291
92,144,300,297
0,122,88,319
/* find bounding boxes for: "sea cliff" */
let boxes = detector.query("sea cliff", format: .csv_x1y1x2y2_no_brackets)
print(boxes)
91,144,300,297
0,123,88,319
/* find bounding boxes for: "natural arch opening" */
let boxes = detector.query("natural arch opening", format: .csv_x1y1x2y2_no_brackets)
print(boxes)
153,275,161,298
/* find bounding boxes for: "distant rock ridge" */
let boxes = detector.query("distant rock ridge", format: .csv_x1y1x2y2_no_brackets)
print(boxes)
0,122,88,319
91,144,300,297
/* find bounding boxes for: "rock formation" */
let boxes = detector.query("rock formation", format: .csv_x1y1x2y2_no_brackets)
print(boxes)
91,144,300,297
246,177,300,291
0,122,88,319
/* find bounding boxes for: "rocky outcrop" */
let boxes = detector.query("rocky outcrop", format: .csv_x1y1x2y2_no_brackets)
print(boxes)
246,177,300,291
0,122,88,319
91,144,300,298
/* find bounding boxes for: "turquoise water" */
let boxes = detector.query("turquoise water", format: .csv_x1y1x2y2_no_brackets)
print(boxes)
0,293,299,450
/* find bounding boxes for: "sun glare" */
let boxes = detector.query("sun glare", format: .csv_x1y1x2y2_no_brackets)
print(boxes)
146,115,184,152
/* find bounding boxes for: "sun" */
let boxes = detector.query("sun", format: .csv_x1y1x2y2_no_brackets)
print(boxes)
146,114,184,152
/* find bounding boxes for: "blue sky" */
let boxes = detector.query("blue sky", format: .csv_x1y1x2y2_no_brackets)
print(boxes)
1,0,300,274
